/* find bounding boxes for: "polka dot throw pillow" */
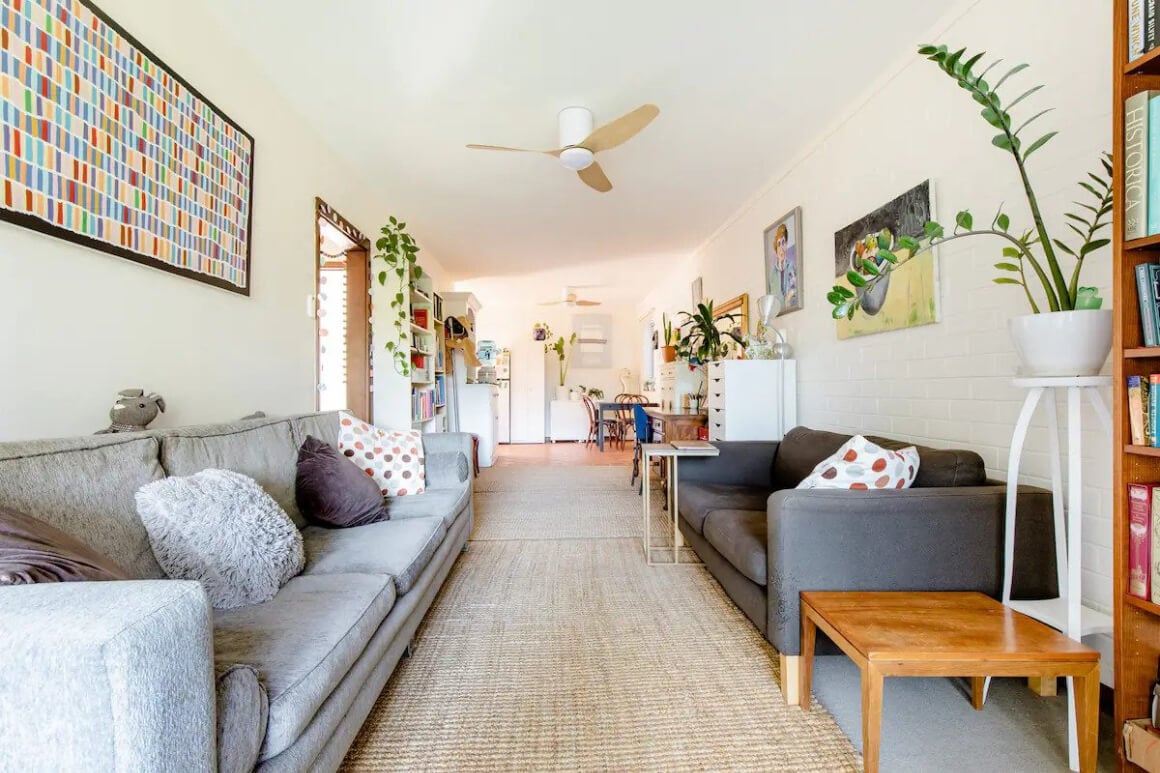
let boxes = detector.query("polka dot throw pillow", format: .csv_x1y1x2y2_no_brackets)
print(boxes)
796,435,920,491
336,412,426,497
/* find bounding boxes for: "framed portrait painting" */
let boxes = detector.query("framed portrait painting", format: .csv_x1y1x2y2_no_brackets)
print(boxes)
763,207,802,316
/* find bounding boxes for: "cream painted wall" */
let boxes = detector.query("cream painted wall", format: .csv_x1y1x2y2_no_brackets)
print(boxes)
455,274,642,443
0,0,449,440
640,0,1114,666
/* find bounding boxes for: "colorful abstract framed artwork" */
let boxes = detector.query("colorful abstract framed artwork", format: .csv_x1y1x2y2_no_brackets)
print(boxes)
0,0,255,294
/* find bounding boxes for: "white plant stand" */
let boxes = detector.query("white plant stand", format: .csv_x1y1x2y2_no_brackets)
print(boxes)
989,376,1112,772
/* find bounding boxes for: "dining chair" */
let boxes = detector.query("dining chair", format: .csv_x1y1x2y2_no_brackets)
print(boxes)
630,403,654,492
581,394,620,448
613,394,648,450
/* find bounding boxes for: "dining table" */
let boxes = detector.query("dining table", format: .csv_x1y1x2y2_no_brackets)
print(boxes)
596,400,657,451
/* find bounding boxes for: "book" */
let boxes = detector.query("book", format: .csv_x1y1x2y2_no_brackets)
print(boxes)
1127,91,1151,240
1130,484,1154,599
1132,376,1149,445
1138,263,1158,345
1133,0,1147,59
1152,375,1160,447
1151,265,1160,342
1152,485,1160,603
670,440,716,452
1151,96,1160,235
1150,0,1159,52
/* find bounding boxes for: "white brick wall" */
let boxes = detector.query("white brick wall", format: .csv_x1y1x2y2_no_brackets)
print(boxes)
640,0,1114,663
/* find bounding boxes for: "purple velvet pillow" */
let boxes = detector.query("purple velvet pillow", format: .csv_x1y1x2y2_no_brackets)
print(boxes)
0,505,130,585
295,436,388,528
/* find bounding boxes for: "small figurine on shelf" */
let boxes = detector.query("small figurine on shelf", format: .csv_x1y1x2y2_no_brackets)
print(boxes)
96,389,166,434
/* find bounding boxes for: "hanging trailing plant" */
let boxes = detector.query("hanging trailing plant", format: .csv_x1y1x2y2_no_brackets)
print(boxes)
374,215,422,376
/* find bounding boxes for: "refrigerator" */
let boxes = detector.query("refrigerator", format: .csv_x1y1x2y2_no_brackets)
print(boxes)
495,348,511,443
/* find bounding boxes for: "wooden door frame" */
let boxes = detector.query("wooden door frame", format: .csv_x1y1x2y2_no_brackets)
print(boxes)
314,197,373,422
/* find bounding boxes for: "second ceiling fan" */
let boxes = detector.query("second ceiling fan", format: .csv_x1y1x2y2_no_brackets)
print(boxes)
467,104,659,193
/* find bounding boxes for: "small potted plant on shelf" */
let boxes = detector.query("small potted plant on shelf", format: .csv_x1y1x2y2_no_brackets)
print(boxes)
824,44,1113,377
660,314,678,363
545,331,577,401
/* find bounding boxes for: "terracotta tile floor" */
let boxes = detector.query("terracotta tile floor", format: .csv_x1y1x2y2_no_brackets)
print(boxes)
492,441,635,467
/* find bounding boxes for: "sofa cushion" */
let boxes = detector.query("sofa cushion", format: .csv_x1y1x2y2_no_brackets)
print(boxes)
136,470,305,610
772,427,986,490
678,483,770,535
295,436,387,529
383,487,469,530
337,413,426,497
300,516,446,595
212,573,396,761
797,435,920,491
0,505,131,584
702,509,767,586
292,412,341,449
215,664,268,773
0,435,166,578
161,419,305,527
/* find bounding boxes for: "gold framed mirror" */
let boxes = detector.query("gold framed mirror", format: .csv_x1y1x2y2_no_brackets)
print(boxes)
713,293,750,336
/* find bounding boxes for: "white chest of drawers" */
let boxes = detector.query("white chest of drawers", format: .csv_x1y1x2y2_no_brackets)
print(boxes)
704,359,797,441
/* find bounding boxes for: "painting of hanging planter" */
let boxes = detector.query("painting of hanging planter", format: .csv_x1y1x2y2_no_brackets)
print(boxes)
832,181,939,339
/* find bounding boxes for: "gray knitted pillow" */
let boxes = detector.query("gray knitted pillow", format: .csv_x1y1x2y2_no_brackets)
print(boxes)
136,469,304,609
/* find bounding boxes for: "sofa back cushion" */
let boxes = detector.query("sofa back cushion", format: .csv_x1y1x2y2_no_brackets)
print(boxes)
772,427,986,490
0,435,167,578
160,418,306,527
292,412,341,449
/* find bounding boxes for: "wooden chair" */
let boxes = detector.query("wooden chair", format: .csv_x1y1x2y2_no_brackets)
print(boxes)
581,394,621,448
613,394,648,450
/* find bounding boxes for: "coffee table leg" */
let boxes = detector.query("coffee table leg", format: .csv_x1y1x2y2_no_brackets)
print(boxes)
862,665,884,773
971,677,985,710
800,605,816,712
1074,665,1099,773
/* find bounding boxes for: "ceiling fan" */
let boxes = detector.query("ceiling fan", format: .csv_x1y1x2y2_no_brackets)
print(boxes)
466,104,660,193
539,287,602,307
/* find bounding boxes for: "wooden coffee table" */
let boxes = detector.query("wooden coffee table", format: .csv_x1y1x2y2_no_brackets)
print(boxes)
799,591,1100,773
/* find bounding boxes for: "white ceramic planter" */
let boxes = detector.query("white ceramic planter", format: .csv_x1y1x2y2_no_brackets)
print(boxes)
1008,309,1112,377
556,385,570,401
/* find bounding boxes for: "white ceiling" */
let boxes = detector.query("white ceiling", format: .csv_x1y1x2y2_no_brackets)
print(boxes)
202,0,949,280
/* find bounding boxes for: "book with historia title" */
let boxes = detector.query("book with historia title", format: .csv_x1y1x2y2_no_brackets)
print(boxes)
1126,91,1151,240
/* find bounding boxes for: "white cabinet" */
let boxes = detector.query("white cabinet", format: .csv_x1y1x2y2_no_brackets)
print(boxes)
549,400,588,442
704,360,797,441
459,384,499,467
657,360,701,412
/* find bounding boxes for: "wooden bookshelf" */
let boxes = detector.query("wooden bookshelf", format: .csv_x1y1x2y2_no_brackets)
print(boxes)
1114,2,1160,767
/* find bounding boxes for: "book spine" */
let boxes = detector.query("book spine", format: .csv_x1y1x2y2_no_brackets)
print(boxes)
1152,375,1160,447
1132,484,1152,598
1134,0,1147,58
1147,377,1154,446
1127,92,1151,240
1150,96,1160,235
1149,0,1158,52
1139,263,1158,345
1150,264,1160,343
1131,376,1147,445
1152,485,1160,603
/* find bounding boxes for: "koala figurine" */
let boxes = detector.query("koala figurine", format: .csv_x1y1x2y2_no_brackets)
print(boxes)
96,389,166,434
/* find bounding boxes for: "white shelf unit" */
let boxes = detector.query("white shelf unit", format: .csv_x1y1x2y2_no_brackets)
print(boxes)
410,274,438,427
705,359,797,441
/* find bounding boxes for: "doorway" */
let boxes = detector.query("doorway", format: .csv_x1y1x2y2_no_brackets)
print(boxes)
315,198,372,421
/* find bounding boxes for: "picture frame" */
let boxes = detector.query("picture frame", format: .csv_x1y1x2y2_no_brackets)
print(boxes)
713,293,749,358
763,207,803,316
0,0,256,294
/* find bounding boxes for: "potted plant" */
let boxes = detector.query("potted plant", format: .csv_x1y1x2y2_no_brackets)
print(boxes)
661,314,678,363
374,215,423,376
545,332,577,401
677,301,745,365
825,44,1113,377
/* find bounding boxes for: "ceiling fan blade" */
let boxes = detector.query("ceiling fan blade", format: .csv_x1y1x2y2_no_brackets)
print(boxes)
538,300,565,305
466,144,562,157
575,300,602,306
581,104,660,154
577,161,612,193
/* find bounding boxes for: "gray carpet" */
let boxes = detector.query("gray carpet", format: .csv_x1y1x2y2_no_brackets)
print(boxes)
345,462,1116,771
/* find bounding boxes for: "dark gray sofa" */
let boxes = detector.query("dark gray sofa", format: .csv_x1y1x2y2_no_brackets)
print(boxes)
676,426,1057,705
0,411,473,772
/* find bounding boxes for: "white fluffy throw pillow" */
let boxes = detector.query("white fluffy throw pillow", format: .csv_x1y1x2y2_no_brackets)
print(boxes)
797,435,920,491
136,469,304,609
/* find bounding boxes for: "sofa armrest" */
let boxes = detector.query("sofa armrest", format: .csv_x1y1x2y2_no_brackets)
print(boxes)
423,432,474,490
678,441,779,488
0,580,217,773
765,484,1057,655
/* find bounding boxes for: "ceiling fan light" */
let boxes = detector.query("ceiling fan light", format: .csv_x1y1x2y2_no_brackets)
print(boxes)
559,147,594,171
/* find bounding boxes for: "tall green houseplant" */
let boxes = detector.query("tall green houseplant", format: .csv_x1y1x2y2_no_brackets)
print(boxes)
826,44,1113,320
374,216,422,376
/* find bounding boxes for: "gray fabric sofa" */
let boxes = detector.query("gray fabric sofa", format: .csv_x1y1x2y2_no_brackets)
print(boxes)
676,426,1058,704
0,411,474,773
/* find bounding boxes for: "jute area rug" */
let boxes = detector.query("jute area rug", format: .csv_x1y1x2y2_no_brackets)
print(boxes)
341,464,860,771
